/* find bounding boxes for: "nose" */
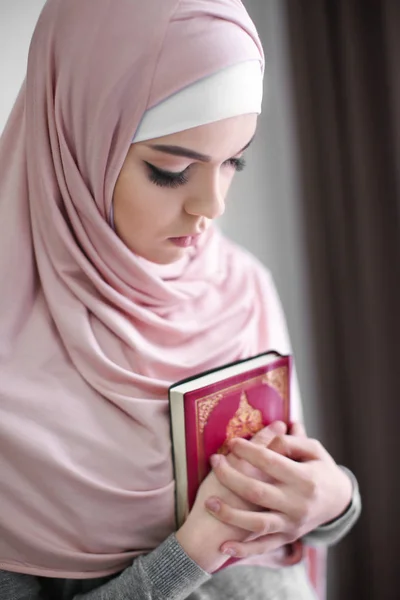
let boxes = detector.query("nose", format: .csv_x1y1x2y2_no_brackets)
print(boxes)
184,173,226,220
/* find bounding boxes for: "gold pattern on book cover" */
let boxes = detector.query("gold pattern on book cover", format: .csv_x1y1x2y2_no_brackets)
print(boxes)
198,393,223,433
262,367,289,403
195,366,289,482
218,391,264,455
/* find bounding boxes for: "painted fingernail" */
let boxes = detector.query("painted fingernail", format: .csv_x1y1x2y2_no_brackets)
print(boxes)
222,547,237,557
210,454,221,468
205,498,221,513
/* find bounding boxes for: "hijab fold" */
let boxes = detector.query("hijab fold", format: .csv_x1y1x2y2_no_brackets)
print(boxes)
0,0,276,578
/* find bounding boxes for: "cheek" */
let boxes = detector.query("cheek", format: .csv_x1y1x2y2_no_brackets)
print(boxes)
113,172,183,238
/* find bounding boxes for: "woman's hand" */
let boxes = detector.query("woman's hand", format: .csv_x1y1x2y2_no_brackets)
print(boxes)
205,422,353,559
175,421,287,572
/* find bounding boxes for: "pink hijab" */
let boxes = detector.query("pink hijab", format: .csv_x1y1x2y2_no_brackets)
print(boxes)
0,0,293,579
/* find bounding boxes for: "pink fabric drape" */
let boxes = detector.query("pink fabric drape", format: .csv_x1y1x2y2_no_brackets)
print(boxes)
0,0,298,579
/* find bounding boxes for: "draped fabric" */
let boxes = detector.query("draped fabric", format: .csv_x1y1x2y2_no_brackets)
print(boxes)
0,0,303,580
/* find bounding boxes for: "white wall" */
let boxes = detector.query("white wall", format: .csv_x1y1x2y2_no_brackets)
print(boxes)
0,0,319,431
0,0,47,132
221,0,318,430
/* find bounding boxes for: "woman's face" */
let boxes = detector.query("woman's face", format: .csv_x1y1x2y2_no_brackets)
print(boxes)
112,113,258,264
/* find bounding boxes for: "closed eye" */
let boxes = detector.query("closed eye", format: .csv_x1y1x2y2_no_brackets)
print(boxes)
225,157,246,172
144,162,189,188
144,156,247,189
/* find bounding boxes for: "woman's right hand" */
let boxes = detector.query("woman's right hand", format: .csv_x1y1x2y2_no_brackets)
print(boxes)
175,421,287,573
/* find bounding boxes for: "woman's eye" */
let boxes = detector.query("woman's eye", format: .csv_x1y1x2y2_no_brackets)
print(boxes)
224,156,247,172
144,156,247,189
145,163,189,189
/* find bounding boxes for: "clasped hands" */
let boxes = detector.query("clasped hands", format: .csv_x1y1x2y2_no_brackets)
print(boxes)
204,421,353,559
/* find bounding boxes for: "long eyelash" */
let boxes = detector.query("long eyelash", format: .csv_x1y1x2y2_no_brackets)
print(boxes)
145,162,189,189
145,156,247,189
225,157,246,172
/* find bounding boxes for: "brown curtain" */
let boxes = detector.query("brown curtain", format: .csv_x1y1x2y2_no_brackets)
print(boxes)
282,1,400,599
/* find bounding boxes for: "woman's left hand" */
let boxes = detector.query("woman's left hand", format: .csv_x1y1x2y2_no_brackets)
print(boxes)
205,422,353,559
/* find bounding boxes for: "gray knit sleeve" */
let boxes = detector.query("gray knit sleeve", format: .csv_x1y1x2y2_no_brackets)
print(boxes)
0,534,210,600
303,466,361,546
74,534,210,600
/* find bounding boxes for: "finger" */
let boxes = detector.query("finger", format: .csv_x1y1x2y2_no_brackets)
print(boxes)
247,421,287,448
205,497,287,537
289,421,307,437
268,434,331,463
221,533,292,559
210,454,287,512
228,437,301,484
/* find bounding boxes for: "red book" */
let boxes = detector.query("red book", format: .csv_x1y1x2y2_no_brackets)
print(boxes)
169,350,325,599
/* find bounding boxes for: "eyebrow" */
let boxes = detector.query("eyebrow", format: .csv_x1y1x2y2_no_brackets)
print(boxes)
145,133,256,163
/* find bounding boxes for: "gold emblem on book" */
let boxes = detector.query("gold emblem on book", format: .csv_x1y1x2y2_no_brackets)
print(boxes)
198,394,223,433
218,391,263,455
262,367,289,402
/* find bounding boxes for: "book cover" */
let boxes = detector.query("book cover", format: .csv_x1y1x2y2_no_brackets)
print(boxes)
169,351,288,525
169,351,325,599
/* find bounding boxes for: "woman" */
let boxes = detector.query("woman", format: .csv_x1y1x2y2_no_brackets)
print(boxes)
0,0,361,599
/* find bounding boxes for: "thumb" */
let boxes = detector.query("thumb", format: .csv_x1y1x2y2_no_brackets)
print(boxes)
250,421,287,447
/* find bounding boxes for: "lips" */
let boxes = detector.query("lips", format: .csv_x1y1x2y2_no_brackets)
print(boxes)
169,234,201,248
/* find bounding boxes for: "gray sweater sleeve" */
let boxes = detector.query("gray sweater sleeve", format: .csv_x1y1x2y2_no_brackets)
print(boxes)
303,466,361,546
0,534,210,600
74,534,210,600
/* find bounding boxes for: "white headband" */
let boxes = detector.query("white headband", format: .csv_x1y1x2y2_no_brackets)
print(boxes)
132,59,263,143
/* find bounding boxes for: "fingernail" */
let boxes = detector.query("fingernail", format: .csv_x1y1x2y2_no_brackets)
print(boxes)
210,454,221,468
222,547,237,557
205,498,221,513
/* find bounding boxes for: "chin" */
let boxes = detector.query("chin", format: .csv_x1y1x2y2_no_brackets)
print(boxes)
141,247,188,265
149,257,182,265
